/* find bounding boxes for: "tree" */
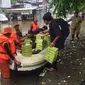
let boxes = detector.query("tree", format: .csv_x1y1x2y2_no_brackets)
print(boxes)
50,0,85,17
11,0,18,3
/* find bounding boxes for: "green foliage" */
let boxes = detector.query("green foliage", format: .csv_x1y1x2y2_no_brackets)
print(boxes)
11,0,18,3
45,0,49,3
50,0,85,17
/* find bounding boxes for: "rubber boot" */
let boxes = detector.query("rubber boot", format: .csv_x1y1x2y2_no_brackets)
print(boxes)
71,35,74,41
76,33,80,39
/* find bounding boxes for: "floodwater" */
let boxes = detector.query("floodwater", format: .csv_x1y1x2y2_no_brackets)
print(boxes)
0,21,31,33
0,20,44,35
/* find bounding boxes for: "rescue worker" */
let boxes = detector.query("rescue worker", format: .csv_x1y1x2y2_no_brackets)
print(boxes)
28,19,39,43
13,23,22,38
32,26,48,34
30,19,39,32
9,35,16,57
43,12,65,71
67,11,82,41
27,26,48,49
0,27,21,85
11,24,23,49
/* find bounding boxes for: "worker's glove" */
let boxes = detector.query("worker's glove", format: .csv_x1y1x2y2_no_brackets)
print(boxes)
14,59,21,66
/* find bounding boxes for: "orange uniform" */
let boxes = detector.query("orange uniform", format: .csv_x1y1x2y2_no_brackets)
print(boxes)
0,34,10,78
9,37,16,57
0,27,16,79
11,31,22,43
11,31,17,41
0,34,10,60
31,21,39,31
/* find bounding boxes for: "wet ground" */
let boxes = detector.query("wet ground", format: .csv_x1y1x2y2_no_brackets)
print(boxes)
10,36,85,85
1,21,85,85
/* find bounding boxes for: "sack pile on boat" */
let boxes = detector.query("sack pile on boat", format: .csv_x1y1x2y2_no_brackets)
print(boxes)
21,39,32,57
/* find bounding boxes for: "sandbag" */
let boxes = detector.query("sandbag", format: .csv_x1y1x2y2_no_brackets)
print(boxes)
44,35,51,48
36,34,42,39
24,39,31,44
36,39,44,50
45,47,58,64
22,43,32,57
36,34,44,50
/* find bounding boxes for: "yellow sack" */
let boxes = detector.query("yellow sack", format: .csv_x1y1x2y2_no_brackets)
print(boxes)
44,35,51,48
21,44,32,57
45,47,59,64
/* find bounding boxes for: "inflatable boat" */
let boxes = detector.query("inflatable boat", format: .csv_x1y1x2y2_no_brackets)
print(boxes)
10,50,47,71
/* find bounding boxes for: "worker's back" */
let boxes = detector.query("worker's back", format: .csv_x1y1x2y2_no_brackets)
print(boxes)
0,34,10,60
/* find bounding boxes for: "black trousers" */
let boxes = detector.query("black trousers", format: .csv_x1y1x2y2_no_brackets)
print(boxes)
46,60,57,70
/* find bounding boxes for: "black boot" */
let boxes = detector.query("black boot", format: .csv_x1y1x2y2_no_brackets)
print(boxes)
76,33,80,39
71,35,74,41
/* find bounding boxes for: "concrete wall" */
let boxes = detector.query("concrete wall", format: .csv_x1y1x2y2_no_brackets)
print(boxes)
1,0,11,8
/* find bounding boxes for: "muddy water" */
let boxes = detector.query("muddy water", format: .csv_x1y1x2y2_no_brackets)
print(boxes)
0,20,44,35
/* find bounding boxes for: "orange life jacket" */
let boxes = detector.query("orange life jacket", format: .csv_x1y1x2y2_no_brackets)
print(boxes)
11,31,22,49
0,34,10,60
11,31,17,40
31,22,39,31
0,34,16,60
11,31,22,43
8,37,16,57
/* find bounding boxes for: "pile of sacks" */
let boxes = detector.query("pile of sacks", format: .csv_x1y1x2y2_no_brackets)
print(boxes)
24,39,31,44
36,34,51,50
21,39,32,57
44,35,51,48
36,34,44,50
45,47,59,64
